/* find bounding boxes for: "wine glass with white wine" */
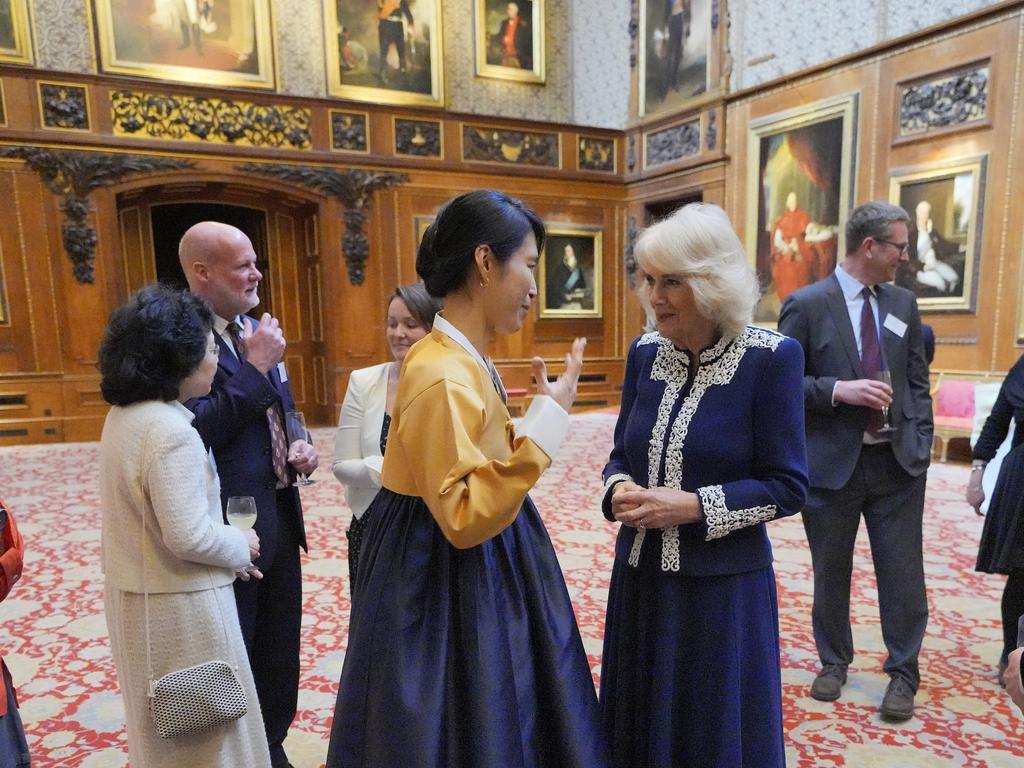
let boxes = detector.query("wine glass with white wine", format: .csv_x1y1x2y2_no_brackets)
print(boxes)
285,410,315,486
226,495,258,573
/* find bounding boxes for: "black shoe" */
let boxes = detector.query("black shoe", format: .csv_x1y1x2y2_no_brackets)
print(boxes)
810,664,847,701
999,657,1009,688
879,676,915,721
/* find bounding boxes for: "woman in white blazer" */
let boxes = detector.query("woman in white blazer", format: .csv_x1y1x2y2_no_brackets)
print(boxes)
333,283,441,582
98,285,270,768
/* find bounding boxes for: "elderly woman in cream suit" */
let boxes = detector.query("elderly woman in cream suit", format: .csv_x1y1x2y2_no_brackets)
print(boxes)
333,283,441,584
99,285,270,768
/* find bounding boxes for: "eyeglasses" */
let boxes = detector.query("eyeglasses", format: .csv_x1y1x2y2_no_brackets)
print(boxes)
873,238,910,255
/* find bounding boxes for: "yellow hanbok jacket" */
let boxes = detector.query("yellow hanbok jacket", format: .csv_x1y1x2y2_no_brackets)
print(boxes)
380,324,566,549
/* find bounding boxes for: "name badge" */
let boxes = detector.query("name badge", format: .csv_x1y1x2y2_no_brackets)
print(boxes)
277,361,289,382
883,313,908,338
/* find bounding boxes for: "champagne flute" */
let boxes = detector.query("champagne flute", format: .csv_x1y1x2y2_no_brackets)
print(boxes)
873,370,896,433
285,410,315,486
226,496,258,573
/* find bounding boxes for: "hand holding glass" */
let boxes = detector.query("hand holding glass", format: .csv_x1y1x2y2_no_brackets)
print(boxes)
285,410,315,486
873,370,896,433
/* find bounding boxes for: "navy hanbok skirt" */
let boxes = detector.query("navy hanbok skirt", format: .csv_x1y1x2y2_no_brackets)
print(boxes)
600,547,786,768
326,488,609,768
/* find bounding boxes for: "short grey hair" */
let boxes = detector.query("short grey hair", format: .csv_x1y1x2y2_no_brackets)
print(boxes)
634,203,760,339
845,201,910,254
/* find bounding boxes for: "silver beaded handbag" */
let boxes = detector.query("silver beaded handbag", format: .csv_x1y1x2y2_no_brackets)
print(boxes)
141,507,248,739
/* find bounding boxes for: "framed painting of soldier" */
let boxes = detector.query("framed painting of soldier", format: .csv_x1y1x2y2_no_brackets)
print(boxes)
746,94,859,325
475,0,544,84
92,0,276,88
639,0,720,118
325,0,445,107
888,155,987,313
538,225,602,319
0,0,32,65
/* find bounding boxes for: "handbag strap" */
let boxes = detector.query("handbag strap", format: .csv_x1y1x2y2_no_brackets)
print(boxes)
140,455,240,685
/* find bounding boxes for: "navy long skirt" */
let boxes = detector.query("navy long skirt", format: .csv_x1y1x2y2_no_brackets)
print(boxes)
326,489,609,768
600,552,786,768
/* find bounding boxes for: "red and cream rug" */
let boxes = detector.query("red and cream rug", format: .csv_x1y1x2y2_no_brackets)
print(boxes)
1,413,1020,767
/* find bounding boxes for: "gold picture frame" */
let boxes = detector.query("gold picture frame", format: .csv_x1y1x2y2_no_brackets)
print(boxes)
414,214,434,249
0,0,33,65
92,0,276,89
538,224,602,319
324,0,445,108
474,0,544,84
638,0,711,118
746,93,859,325
889,155,987,314
0,238,9,324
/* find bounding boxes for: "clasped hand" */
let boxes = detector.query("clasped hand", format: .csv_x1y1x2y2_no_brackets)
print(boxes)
611,482,703,529
532,337,586,413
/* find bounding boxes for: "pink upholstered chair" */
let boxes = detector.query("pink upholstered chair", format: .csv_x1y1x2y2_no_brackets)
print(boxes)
932,377,976,462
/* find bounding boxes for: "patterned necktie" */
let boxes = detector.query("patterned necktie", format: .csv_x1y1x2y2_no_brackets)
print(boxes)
486,359,508,404
227,319,290,487
859,287,884,435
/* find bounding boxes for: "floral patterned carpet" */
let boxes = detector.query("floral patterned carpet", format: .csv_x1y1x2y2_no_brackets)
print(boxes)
1,413,1021,767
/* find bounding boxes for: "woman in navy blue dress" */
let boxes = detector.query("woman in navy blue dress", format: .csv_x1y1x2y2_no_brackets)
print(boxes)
600,203,808,768
326,190,608,768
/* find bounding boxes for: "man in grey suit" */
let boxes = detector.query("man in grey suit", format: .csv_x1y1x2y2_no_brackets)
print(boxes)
779,201,933,721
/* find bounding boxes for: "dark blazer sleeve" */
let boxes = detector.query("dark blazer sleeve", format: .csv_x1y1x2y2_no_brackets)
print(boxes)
188,362,281,451
602,337,642,520
779,291,839,416
699,336,809,537
902,295,934,468
974,373,1016,461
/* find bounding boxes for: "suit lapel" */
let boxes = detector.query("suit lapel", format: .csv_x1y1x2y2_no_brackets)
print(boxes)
824,275,863,377
215,333,241,376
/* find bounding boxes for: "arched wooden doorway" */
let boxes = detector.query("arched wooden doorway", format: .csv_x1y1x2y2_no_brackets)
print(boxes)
115,181,331,425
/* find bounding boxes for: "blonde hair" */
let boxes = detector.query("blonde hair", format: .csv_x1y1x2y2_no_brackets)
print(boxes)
635,203,760,339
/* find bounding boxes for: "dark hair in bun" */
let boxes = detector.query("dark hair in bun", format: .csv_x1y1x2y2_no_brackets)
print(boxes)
416,189,545,298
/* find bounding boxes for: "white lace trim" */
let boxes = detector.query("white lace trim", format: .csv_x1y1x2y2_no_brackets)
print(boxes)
634,327,784,570
628,527,646,567
699,484,777,541
604,473,634,496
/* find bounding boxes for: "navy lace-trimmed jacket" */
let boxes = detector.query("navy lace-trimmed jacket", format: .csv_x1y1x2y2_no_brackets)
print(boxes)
602,326,809,577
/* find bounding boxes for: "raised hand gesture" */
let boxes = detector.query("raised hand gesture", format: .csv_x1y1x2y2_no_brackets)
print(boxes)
532,337,586,413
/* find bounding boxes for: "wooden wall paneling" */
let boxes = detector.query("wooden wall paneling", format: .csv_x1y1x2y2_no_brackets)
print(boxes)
878,15,1021,373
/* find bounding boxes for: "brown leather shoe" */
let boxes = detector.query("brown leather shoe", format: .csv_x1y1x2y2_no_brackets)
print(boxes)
810,664,847,701
879,676,915,721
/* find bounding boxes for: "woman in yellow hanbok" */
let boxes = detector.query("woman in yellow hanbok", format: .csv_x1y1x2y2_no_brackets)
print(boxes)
326,189,608,768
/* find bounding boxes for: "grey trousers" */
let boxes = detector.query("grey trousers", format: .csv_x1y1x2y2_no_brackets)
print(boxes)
802,442,929,690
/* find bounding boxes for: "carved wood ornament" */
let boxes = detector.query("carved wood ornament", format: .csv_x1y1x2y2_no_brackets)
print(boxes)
0,147,193,283
240,164,408,286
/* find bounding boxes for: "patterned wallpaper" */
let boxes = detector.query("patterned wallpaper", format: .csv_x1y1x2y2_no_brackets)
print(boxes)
729,0,1008,92
443,0,573,124
32,0,94,73
274,0,327,96
571,0,630,129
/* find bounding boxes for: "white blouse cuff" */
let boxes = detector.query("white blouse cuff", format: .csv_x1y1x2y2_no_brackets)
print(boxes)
515,395,569,460
365,454,384,483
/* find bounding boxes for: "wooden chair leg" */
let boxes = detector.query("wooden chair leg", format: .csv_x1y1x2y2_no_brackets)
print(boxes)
940,437,949,463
